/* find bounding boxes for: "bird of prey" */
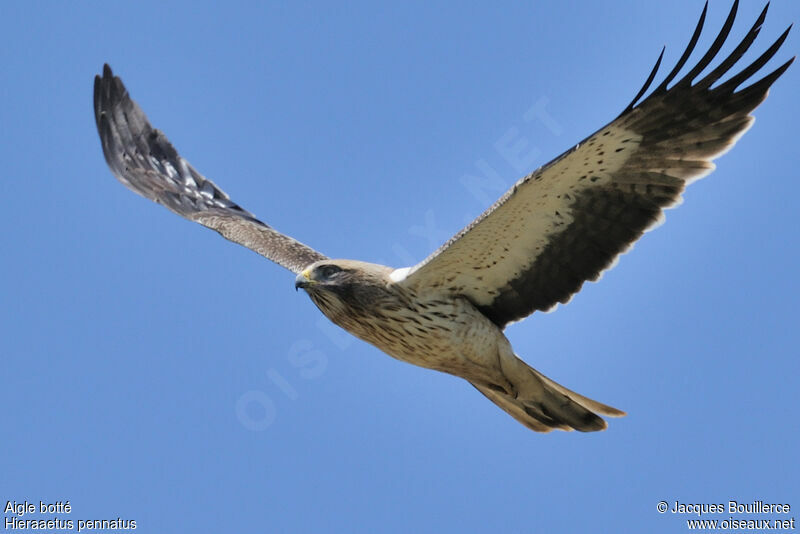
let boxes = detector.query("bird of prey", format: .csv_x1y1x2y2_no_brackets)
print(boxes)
94,2,792,433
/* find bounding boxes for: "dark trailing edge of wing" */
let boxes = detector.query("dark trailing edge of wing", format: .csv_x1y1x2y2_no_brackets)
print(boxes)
474,2,793,328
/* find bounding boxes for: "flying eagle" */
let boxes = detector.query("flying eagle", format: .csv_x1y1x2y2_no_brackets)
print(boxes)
94,2,792,432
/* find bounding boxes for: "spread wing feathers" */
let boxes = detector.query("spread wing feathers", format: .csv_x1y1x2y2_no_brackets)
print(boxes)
397,2,793,328
94,64,327,274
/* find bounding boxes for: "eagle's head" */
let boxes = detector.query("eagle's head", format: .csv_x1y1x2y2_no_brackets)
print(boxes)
294,260,395,324
294,259,391,291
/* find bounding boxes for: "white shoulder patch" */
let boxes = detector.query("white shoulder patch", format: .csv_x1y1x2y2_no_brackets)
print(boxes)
389,267,411,283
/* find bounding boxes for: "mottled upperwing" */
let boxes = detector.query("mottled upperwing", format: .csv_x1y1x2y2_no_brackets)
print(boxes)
398,1,793,328
94,64,327,274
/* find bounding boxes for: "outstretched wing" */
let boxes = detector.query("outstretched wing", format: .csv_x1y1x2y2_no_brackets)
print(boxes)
396,1,793,328
94,64,327,274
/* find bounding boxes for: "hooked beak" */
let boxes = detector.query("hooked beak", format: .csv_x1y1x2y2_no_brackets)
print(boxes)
295,268,313,291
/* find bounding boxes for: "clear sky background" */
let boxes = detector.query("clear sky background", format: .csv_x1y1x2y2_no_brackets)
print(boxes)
2,2,798,533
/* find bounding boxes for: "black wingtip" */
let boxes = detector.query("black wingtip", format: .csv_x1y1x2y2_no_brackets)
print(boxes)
94,64,130,137
752,3,770,35
694,2,772,90
676,0,740,87
759,2,770,27
741,55,795,99
714,22,793,94
700,1,710,29
651,1,709,96
756,55,795,87
620,46,665,116
619,0,792,116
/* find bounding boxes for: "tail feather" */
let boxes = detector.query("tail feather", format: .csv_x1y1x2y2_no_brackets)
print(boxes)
472,356,624,432
537,372,626,418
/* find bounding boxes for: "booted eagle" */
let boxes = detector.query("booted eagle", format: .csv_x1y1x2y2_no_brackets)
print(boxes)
94,2,792,432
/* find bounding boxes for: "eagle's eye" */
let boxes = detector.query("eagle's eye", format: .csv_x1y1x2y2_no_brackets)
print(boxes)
318,265,342,279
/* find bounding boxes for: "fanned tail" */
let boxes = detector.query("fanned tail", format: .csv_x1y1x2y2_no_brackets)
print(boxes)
472,356,624,433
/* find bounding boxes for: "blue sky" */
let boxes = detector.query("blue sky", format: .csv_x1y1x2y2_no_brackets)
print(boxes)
2,1,798,532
